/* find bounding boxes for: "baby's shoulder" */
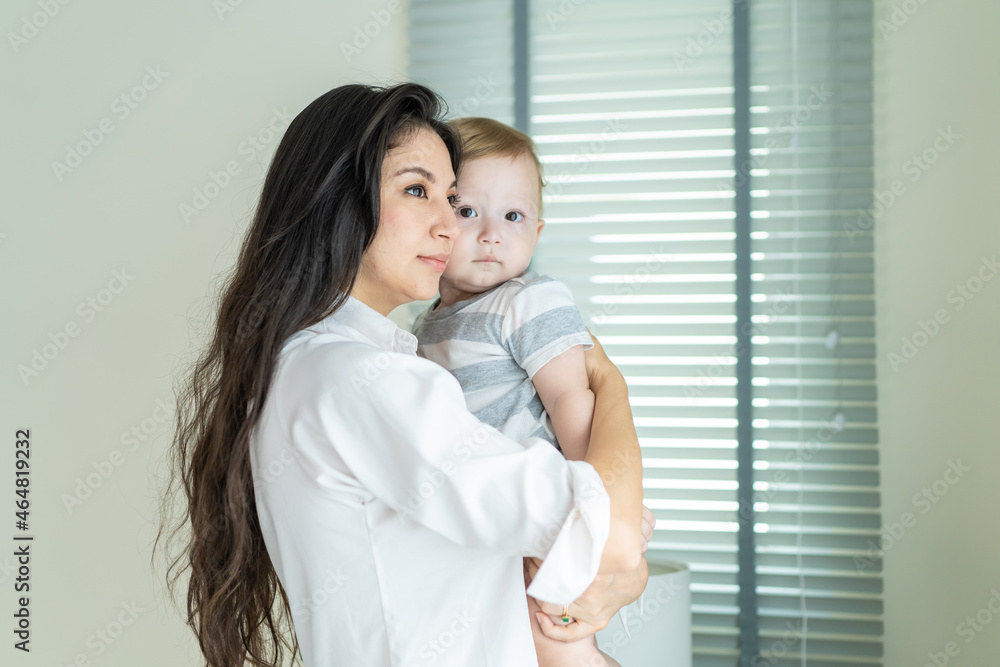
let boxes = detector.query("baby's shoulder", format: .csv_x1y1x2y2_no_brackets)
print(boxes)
503,271,575,304
503,270,564,293
494,273,583,336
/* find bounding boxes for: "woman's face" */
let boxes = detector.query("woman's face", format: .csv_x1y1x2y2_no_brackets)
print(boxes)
352,126,460,316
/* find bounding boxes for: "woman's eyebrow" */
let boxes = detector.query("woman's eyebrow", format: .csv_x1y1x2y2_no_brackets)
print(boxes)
392,166,458,189
393,166,435,181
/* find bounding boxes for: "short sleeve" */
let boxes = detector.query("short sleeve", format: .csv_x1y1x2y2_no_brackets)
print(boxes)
288,343,610,604
501,276,594,378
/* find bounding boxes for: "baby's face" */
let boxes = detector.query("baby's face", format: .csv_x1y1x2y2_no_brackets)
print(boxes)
439,153,544,300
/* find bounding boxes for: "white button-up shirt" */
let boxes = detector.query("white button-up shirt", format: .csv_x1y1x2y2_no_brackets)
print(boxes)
249,295,611,666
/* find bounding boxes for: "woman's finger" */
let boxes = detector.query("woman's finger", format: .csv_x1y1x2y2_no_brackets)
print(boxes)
536,596,614,632
582,329,616,387
641,503,655,527
638,504,654,554
586,328,604,353
533,598,565,618
641,504,655,542
642,520,654,541
534,612,595,642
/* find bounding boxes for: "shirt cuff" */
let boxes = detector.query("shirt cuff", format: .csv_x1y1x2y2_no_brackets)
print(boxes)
525,460,610,605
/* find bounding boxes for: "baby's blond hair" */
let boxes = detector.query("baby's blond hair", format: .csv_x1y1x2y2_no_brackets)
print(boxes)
447,117,545,214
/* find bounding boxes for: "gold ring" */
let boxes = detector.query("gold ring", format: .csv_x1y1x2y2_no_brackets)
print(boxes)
560,604,572,623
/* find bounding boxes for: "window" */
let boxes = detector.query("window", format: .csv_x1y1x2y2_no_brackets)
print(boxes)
409,1,881,664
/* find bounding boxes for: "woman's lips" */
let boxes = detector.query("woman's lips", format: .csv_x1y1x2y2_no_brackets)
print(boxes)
418,255,448,272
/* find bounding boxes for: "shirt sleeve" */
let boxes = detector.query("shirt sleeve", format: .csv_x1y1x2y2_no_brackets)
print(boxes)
501,276,594,378
286,341,610,605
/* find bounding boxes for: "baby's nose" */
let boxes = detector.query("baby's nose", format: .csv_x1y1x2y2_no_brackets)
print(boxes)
479,225,502,244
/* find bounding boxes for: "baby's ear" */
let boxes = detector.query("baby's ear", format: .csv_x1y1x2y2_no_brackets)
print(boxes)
536,218,545,239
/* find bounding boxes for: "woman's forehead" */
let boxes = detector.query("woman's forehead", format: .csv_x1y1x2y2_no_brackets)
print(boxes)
382,127,455,180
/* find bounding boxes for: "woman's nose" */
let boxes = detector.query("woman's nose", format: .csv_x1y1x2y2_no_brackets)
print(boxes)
433,199,460,240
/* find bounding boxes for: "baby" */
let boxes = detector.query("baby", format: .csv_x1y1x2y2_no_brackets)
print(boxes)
412,117,640,667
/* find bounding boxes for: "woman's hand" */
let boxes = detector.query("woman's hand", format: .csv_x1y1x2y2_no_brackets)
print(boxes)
525,555,649,642
582,330,623,392
640,504,655,553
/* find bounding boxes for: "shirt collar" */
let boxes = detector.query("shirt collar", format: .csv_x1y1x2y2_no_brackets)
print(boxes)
425,269,540,321
310,294,418,355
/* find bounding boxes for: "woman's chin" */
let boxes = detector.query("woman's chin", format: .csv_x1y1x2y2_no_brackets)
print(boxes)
414,282,443,303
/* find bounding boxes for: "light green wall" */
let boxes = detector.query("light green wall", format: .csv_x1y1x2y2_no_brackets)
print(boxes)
5,1,998,664
0,1,410,663
874,0,1000,664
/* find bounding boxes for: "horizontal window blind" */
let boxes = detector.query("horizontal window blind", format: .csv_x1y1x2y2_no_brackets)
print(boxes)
749,2,881,665
407,0,516,127
408,2,882,665
529,2,744,663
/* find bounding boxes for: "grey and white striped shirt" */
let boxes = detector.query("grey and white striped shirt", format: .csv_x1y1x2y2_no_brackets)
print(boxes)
413,271,593,451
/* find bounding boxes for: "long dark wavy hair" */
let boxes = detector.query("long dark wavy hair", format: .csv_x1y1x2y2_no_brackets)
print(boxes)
154,82,461,667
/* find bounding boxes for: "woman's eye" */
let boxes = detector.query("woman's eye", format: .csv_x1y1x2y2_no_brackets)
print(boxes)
457,206,478,219
448,194,459,208
505,211,524,222
405,185,426,198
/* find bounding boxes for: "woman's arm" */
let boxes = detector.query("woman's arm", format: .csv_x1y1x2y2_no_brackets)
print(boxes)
523,332,647,641
499,279,643,574
581,333,644,575
531,336,656,635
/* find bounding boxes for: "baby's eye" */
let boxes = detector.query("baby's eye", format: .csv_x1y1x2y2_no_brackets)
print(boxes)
457,206,478,219
405,185,426,198
505,211,524,223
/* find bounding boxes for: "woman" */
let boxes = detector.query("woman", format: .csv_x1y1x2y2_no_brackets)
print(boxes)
157,82,648,667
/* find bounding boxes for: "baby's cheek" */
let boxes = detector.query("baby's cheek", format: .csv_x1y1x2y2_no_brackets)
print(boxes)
441,257,466,278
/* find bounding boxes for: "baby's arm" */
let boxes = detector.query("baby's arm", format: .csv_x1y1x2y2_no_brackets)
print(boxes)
532,345,594,462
